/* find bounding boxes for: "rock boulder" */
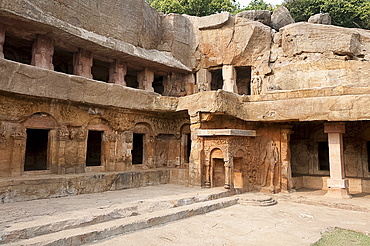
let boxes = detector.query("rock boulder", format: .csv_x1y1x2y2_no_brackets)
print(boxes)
271,6,294,30
235,10,271,26
308,13,331,25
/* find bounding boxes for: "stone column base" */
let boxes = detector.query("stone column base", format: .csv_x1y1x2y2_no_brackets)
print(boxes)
325,188,352,199
325,178,352,199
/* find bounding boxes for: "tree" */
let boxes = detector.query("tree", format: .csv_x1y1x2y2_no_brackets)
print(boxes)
283,0,370,29
240,0,274,12
146,0,240,16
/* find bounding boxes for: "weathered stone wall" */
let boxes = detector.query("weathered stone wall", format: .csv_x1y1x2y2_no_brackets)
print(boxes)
0,169,171,203
0,91,189,177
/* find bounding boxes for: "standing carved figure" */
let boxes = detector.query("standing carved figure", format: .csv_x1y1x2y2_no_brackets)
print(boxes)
251,76,262,95
261,140,280,188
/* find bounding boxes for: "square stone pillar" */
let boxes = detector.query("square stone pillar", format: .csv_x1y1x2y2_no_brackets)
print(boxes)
222,65,238,94
73,49,93,79
196,69,212,92
109,59,127,86
281,127,293,191
185,73,195,96
324,123,351,199
0,24,4,59
31,35,54,70
137,68,154,92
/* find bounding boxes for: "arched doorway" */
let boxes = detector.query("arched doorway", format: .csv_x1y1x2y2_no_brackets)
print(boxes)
210,149,224,187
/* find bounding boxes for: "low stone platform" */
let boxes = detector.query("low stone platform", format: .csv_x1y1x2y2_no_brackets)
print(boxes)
272,188,370,213
0,169,173,203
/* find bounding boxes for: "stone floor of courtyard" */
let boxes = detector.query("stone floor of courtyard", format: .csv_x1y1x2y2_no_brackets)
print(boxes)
1,184,369,245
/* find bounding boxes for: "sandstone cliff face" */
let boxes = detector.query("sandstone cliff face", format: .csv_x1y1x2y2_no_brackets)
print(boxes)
2,0,370,93
186,13,273,73
0,0,162,50
268,23,370,91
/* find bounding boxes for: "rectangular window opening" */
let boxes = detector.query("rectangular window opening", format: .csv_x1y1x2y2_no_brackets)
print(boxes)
92,59,110,82
210,69,223,91
3,34,33,65
367,141,370,172
126,68,139,88
132,133,144,164
24,129,49,171
185,133,191,163
86,130,102,166
318,141,330,171
236,66,251,95
53,48,74,74
153,75,164,94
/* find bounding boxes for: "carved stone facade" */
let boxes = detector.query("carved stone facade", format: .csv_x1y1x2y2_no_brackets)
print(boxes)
1,0,370,202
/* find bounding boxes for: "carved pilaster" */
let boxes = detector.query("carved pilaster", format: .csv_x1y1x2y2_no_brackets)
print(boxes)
10,129,26,176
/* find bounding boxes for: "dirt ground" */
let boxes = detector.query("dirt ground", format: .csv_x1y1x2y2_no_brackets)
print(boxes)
91,197,370,246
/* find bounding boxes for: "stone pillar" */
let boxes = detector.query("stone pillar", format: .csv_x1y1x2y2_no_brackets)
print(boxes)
281,127,293,191
31,35,54,70
109,59,127,86
185,73,195,96
73,49,93,79
224,157,232,189
189,114,203,187
137,68,154,92
196,69,212,92
324,123,351,199
0,24,5,59
222,65,238,94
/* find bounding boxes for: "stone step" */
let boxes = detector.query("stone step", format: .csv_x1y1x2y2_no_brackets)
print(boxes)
7,197,239,246
238,194,277,207
0,188,237,244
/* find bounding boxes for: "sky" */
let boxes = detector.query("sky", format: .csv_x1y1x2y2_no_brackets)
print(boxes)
238,0,283,7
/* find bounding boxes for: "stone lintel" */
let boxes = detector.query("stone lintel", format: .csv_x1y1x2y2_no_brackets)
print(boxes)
324,122,345,134
197,129,256,137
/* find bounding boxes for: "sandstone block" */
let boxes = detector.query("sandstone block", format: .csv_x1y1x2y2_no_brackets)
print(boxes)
308,13,331,25
281,23,362,57
235,10,271,26
271,6,294,30
198,12,230,30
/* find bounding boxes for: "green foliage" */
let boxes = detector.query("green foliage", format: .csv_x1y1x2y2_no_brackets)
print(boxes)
283,0,370,29
146,0,240,16
313,227,370,246
241,0,274,12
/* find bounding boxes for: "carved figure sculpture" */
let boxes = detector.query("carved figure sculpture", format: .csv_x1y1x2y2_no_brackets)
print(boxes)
261,140,280,188
58,125,69,139
251,76,262,95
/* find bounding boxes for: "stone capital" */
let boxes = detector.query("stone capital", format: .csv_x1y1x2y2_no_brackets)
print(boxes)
324,123,345,134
